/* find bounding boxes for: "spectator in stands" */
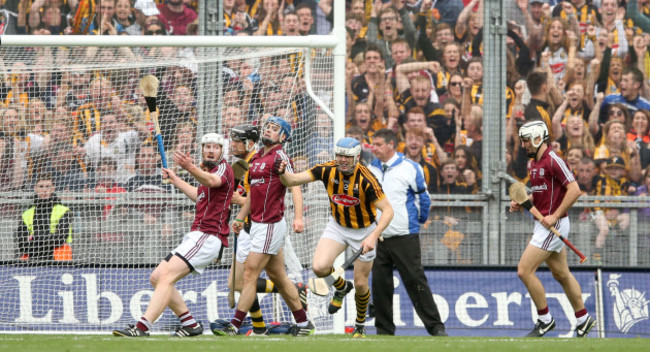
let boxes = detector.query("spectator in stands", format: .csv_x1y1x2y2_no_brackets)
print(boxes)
598,68,650,128
84,113,140,183
433,43,463,97
44,141,88,193
455,0,483,63
593,156,631,264
255,0,283,36
433,23,455,55
142,16,167,35
350,44,387,107
126,0,162,36
555,114,596,158
114,0,134,30
295,3,314,35
367,1,417,68
63,65,92,111
125,144,173,235
26,98,49,137
403,127,439,193
157,0,198,35
3,104,44,188
224,0,258,35
517,0,546,54
437,159,470,195
15,172,73,262
524,71,553,137
440,73,464,103
593,120,643,184
4,62,33,108
398,106,446,167
74,77,118,144
576,156,598,194
628,109,650,169
90,156,127,220
565,146,585,173
282,11,300,35
552,81,591,132
453,145,481,192
349,101,378,144
599,0,629,58
539,17,571,82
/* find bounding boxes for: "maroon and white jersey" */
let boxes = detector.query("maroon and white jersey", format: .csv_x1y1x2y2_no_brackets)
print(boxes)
245,144,293,223
528,147,575,217
191,159,234,244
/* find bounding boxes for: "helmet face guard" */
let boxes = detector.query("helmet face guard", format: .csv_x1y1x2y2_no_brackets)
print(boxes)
200,133,225,166
230,124,259,152
334,137,361,170
262,116,291,145
518,121,549,149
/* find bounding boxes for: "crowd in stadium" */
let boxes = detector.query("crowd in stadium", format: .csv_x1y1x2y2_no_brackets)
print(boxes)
1,0,650,266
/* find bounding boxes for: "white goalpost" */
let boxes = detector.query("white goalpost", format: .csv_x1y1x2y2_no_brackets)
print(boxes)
0,0,347,335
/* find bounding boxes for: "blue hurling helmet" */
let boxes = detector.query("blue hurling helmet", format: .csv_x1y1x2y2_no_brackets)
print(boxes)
264,116,292,143
334,137,361,165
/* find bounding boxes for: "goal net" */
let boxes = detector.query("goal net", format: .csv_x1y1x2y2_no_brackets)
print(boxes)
0,44,335,333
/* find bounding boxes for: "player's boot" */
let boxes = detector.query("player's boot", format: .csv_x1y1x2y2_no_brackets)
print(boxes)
112,324,150,337
525,318,556,337
211,322,238,336
295,282,309,310
575,316,597,338
173,322,203,337
351,324,366,338
328,280,353,314
290,320,315,336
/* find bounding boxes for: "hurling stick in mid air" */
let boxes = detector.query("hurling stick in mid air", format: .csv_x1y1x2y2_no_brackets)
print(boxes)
140,75,168,169
509,182,587,263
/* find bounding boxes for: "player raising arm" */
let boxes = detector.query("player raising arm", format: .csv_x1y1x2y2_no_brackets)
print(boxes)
277,137,394,338
510,121,596,338
212,117,312,337
113,133,233,337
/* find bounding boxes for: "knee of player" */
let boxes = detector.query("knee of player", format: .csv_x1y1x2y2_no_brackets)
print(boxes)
312,263,331,277
516,266,532,281
551,269,570,283
353,279,369,294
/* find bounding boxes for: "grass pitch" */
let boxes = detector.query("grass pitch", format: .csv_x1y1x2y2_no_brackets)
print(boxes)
1,335,649,352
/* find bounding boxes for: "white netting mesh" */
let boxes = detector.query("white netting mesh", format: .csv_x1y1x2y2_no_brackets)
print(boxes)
0,45,334,333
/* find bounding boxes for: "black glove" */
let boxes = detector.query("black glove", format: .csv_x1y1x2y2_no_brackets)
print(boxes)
273,158,285,175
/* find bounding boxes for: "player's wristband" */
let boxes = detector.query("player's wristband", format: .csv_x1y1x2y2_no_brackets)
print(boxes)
235,218,244,223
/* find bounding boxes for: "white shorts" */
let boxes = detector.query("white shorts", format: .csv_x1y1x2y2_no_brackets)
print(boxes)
250,219,287,255
171,231,223,274
529,217,571,253
322,217,376,261
236,229,251,263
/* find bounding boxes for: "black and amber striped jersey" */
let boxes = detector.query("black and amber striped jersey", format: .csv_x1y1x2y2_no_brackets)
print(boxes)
234,151,256,197
309,161,385,229
594,174,629,212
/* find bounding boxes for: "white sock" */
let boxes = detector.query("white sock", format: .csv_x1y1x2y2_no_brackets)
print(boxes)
538,312,552,324
297,321,309,327
576,314,588,325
